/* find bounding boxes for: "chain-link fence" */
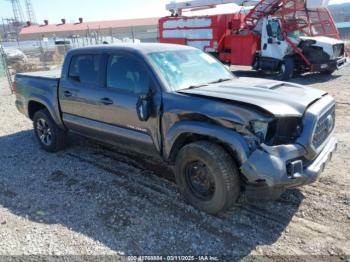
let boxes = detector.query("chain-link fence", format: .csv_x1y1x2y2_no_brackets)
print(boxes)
0,44,12,95
2,38,113,77
0,26,159,82
1,40,69,82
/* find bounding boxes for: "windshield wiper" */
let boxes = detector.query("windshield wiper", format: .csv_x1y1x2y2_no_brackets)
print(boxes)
182,78,231,91
208,78,232,84
183,83,208,90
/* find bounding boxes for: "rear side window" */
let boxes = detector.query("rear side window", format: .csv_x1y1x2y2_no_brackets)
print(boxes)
106,54,149,94
68,54,101,86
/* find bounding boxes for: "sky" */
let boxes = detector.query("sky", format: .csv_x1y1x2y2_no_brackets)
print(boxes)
0,0,349,24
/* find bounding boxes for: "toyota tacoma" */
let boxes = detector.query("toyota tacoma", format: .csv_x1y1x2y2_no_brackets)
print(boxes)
15,44,337,214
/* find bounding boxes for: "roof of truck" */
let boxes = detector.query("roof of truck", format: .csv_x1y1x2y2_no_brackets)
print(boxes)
69,43,196,55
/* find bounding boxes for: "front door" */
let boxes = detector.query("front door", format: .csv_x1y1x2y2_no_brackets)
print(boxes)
261,18,289,60
97,53,161,153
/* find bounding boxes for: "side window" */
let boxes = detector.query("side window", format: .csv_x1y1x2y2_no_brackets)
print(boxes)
68,54,101,86
107,54,150,94
268,20,284,41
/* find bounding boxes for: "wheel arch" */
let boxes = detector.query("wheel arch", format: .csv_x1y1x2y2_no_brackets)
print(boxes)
165,121,250,166
282,54,297,63
26,97,65,129
28,100,47,120
277,55,296,80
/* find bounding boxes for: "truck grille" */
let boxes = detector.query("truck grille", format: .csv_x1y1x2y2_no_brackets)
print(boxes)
312,106,336,148
333,44,344,58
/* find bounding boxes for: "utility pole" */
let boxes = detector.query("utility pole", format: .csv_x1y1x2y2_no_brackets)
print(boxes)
6,0,25,24
24,0,37,24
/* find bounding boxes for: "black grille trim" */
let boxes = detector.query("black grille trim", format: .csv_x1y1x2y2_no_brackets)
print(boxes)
312,106,336,148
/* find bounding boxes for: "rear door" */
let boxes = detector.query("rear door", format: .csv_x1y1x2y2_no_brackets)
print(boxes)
59,53,104,136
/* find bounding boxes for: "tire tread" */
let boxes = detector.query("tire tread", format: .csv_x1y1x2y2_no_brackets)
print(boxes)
175,141,241,214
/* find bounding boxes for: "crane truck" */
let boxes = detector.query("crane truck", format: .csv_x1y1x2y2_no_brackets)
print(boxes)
159,0,348,80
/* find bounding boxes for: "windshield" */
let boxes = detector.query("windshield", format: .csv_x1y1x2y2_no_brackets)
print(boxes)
148,49,234,91
288,30,306,38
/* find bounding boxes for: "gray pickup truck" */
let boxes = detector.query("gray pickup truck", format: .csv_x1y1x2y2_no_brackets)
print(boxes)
15,43,337,214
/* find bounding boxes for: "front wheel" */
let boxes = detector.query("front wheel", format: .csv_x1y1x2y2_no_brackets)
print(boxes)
33,109,67,152
276,57,295,81
175,141,241,214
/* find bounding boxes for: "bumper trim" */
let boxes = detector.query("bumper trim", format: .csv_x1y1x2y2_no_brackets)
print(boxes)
287,136,338,188
241,136,337,194
313,57,348,71
335,57,348,69
241,137,337,200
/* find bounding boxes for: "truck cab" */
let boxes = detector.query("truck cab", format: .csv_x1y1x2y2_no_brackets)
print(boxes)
257,15,347,79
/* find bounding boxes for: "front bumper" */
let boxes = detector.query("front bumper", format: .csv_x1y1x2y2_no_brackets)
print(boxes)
284,136,337,188
241,136,337,198
314,57,348,72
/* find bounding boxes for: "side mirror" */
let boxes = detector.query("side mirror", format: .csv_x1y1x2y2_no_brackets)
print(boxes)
136,94,151,122
266,24,273,37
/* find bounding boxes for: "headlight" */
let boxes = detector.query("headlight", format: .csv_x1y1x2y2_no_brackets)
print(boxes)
250,120,269,141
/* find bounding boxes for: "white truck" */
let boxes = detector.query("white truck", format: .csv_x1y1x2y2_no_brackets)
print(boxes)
160,0,348,80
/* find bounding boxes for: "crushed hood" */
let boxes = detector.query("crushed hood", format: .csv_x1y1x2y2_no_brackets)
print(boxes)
178,78,327,117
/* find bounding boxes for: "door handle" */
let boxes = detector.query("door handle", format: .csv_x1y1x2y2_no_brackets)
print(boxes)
63,91,72,97
100,98,114,105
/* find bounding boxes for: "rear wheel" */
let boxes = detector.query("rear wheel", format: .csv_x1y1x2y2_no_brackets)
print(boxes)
276,57,295,81
175,141,241,214
33,109,67,152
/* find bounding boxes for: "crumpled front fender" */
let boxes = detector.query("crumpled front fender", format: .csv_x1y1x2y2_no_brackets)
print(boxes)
164,121,250,164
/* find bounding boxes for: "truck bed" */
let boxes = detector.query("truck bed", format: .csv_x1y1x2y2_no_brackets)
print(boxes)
15,69,62,127
16,69,61,80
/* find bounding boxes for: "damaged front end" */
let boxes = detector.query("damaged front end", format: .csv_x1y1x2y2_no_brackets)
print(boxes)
298,38,348,73
240,95,338,199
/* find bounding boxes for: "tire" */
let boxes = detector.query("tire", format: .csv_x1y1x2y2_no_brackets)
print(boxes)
175,141,241,214
276,57,294,81
33,109,67,152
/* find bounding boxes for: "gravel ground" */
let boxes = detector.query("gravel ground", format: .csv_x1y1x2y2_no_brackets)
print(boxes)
0,67,349,261
0,78,11,96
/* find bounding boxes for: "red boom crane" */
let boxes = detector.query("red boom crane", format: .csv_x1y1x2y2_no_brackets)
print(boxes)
159,0,347,80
